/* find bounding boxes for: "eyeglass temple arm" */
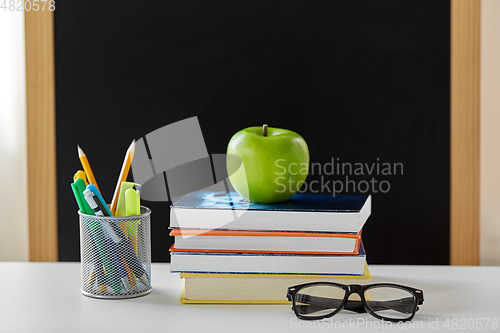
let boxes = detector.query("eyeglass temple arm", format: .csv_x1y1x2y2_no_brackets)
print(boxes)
295,295,416,315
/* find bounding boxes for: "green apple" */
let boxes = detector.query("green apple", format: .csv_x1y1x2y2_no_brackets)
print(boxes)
227,125,309,204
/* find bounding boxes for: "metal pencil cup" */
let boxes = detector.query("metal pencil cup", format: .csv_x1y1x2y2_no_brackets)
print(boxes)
79,206,152,299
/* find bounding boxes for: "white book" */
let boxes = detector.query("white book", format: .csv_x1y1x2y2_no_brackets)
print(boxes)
170,243,366,275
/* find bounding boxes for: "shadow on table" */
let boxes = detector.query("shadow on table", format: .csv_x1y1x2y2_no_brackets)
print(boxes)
128,288,181,306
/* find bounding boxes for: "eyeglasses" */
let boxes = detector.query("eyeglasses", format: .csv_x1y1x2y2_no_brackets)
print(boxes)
287,282,424,322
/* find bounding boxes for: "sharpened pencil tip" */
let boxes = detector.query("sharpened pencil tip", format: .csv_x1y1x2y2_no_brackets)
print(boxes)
77,145,85,157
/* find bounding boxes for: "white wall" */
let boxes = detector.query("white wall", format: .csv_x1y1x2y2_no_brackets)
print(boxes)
0,11,29,261
480,0,500,266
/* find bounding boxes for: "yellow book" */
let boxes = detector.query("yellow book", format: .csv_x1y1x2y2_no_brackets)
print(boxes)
179,262,371,304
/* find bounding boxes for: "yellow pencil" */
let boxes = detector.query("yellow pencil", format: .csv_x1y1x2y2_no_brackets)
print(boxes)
110,140,136,215
78,145,101,193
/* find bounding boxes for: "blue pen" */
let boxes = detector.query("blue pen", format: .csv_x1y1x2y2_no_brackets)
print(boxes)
83,190,130,291
101,217,151,288
86,184,113,216
83,189,122,293
86,185,151,287
106,238,131,292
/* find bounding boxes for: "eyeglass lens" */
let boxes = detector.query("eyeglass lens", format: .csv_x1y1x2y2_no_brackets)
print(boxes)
364,286,415,320
295,285,346,317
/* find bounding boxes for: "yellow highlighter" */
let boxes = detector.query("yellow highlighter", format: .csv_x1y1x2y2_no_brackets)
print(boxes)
116,181,140,237
115,181,139,217
125,188,141,256
73,170,88,186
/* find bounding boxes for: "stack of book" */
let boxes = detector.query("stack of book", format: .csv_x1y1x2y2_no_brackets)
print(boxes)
169,191,372,304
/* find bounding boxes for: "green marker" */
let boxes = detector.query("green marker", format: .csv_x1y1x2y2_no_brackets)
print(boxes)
71,181,112,292
71,182,86,213
74,178,93,215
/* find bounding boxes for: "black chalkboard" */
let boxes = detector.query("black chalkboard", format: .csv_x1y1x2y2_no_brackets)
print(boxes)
55,0,450,264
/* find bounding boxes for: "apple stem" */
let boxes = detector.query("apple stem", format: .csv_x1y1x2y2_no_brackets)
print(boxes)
263,124,268,137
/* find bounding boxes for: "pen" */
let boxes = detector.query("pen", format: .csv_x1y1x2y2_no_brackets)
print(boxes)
84,226,112,292
101,217,151,288
84,189,105,217
83,223,108,292
85,185,150,288
120,254,137,291
107,237,131,292
83,189,122,293
86,184,113,216
72,181,107,291
84,188,149,288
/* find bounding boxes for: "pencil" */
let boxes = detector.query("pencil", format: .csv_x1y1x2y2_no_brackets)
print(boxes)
110,140,136,215
121,255,137,291
78,145,101,193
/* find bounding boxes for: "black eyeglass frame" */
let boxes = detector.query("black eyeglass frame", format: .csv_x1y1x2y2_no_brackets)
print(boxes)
287,282,424,322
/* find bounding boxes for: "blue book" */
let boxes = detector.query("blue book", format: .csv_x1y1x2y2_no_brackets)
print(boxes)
170,191,371,233
170,241,366,275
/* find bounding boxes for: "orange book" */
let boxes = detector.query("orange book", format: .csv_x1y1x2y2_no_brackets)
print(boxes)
169,229,362,255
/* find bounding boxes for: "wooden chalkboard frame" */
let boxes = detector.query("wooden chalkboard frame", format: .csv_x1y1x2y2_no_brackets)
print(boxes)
450,0,480,265
24,1,480,264
25,9,58,262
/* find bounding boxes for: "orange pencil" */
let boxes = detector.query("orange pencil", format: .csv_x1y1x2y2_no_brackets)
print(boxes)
78,145,101,193
110,140,136,215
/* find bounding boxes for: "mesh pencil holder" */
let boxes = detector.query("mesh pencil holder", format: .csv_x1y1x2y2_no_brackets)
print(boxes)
79,206,152,299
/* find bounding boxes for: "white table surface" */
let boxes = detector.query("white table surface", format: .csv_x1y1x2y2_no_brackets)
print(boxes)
1,263,499,333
